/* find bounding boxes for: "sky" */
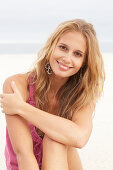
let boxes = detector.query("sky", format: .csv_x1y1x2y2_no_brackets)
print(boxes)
0,0,113,52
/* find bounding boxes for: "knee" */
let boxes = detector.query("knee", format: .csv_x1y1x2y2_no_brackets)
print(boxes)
42,135,68,170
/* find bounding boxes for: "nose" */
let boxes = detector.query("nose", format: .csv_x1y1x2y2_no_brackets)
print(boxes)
62,52,72,63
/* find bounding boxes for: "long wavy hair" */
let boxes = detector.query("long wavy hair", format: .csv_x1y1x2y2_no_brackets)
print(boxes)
27,19,105,121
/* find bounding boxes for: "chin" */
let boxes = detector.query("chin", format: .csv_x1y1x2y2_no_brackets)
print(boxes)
53,71,71,79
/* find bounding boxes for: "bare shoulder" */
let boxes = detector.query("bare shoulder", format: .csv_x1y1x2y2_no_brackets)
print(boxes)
3,73,29,101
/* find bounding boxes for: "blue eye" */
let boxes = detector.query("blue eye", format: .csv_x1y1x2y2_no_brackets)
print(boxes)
59,45,67,50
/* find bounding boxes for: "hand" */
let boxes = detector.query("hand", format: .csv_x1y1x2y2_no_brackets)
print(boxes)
0,81,24,115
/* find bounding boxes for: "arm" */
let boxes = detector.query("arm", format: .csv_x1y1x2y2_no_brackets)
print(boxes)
1,80,94,148
20,101,94,148
3,76,39,170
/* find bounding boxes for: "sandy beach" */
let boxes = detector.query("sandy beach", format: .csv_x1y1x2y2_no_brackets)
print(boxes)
0,53,113,170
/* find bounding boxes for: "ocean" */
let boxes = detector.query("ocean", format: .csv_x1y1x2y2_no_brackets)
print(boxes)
0,41,113,54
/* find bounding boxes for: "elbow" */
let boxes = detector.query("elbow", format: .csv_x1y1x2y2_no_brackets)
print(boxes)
76,138,87,149
73,133,89,149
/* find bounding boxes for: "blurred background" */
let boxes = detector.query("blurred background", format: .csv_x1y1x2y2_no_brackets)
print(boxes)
0,0,113,54
0,0,113,169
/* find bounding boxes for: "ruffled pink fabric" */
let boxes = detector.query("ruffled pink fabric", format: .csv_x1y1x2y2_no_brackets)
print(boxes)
5,75,43,170
29,123,43,170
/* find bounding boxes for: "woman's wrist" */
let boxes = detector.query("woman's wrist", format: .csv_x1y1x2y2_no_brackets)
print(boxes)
18,101,33,120
18,101,27,116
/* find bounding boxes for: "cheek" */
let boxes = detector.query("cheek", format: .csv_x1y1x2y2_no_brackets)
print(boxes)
50,52,61,65
72,58,84,69
52,47,64,60
49,54,57,70
50,55,56,65
50,51,58,61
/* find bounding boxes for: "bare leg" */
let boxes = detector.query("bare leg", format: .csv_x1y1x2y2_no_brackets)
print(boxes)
41,135,68,170
67,146,83,170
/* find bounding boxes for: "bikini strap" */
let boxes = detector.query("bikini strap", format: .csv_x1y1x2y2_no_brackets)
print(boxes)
28,75,36,105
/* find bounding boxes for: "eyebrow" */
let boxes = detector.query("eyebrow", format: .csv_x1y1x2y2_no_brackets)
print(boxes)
59,43,85,54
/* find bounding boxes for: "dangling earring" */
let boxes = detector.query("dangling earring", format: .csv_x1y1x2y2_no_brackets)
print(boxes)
45,62,52,75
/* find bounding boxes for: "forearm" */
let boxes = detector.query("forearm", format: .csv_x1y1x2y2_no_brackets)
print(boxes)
19,102,83,147
17,152,39,170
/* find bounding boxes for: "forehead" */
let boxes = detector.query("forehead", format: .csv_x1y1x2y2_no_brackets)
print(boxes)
58,31,87,52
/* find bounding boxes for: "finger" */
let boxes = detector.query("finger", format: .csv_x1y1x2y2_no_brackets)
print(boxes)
0,103,3,108
0,101,2,107
1,109,5,114
0,94,4,98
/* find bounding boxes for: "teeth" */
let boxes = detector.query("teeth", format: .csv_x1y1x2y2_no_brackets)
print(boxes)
57,61,70,69
59,63,69,69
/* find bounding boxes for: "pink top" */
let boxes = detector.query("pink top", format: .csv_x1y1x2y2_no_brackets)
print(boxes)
5,75,43,170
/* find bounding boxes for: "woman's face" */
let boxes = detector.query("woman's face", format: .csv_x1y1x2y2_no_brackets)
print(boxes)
49,31,87,79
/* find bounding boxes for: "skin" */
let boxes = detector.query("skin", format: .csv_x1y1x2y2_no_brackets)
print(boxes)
49,31,86,96
0,31,94,170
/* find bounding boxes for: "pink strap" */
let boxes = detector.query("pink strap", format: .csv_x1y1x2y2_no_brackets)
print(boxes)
28,75,36,104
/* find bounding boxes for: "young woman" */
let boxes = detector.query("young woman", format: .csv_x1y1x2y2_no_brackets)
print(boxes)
0,19,105,170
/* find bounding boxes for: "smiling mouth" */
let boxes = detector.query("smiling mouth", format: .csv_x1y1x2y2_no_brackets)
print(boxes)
57,60,73,70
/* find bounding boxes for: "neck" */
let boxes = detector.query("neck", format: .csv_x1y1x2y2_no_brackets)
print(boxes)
50,75,69,97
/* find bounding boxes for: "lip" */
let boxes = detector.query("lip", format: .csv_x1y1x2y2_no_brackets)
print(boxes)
57,61,73,68
57,60,73,71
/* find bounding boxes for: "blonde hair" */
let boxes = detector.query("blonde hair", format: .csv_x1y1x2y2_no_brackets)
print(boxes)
27,19,105,120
